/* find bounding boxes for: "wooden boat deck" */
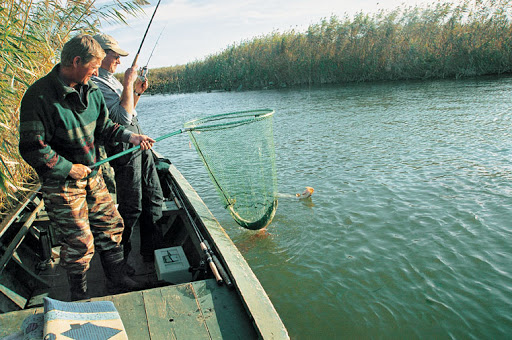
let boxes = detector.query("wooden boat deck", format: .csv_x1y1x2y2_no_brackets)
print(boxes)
0,163,289,339
0,278,257,339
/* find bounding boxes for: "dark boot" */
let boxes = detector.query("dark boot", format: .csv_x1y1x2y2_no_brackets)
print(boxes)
122,245,136,276
100,247,144,293
67,272,89,301
124,262,136,276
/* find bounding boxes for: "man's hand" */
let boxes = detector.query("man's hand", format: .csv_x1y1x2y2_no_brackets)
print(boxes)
69,164,92,180
134,78,149,94
129,133,155,150
123,66,138,87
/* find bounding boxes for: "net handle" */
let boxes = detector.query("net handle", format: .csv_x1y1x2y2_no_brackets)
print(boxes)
90,128,187,169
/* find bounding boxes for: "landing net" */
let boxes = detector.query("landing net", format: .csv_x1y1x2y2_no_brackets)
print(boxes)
184,109,278,230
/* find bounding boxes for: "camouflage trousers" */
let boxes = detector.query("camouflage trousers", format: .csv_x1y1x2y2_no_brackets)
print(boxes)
97,145,116,196
41,169,124,275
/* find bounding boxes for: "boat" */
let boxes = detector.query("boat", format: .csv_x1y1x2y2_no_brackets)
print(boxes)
0,154,289,339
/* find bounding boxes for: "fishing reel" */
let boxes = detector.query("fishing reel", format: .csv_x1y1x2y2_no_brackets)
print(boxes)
138,66,148,82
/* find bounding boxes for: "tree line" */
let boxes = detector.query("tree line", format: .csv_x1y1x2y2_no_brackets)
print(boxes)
146,0,512,94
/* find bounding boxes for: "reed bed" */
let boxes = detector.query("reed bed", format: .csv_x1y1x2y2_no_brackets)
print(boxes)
148,0,512,94
0,0,146,216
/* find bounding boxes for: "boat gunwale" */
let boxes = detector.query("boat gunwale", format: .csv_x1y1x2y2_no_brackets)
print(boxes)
168,164,289,340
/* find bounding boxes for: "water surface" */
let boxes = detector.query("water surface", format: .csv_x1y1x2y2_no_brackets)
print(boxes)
137,77,512,339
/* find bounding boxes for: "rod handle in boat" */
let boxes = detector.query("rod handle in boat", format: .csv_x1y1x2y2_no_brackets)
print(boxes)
204,240,233,288
201,242,223,285
91,128,187,169
211,250,233,288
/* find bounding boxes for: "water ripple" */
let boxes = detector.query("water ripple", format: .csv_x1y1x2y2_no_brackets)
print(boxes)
138,77,512,339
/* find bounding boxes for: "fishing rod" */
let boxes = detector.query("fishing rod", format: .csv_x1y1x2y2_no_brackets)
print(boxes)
138,25,166,81
170,177,233,287
203,239,233,288
132,0,162,67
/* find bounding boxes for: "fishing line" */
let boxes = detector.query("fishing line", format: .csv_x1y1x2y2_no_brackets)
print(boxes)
138,25,166,81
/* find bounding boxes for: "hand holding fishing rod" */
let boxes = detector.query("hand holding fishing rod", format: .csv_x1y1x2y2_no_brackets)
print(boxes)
131,1,162,97
134,74,149,97
122,64,148,99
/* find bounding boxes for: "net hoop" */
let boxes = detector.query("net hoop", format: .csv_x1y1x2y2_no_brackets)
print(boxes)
184,109,274,132
184,109,278,230
228,199,278,230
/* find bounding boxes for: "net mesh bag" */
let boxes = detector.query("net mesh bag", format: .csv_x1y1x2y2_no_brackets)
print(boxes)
184,109,278,230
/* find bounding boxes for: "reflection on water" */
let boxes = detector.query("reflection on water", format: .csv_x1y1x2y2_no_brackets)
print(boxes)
137,76,512,339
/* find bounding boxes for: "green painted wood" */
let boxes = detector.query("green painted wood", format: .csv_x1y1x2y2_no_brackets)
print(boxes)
170,165,290,339
193,279,258,340
0,307,42,337
0,198,44,273
0,282,26,311
111,292,151,339
0,185,40,239
143,284,210,340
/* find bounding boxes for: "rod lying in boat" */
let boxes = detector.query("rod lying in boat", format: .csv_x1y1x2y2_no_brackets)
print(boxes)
169,176,233,287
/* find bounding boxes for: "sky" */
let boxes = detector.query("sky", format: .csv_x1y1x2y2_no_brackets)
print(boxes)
99,0,436,69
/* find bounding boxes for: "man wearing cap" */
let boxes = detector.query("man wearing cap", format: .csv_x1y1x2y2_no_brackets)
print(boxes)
19,34,152,301
92,33,164,268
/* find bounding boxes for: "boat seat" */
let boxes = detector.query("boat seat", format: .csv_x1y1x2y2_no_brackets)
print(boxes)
160,199,185,241
162,199,180,215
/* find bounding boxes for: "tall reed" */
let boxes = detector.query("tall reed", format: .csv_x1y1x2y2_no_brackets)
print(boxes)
147,0,512,94
0,0,147,215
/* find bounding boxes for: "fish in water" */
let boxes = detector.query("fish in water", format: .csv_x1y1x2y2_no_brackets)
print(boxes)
296,186,314,199
276,187,315,199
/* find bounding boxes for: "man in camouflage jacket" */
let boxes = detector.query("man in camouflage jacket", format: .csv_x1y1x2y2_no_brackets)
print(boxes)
19,34,153,300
